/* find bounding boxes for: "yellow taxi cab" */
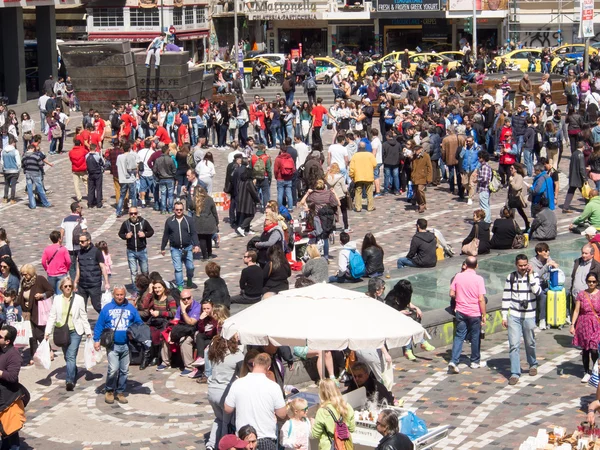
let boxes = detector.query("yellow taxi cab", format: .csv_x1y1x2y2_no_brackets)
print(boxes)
361,51,415,76
552,44,598,59
407,53,458,75
195,62,235,74
493,48,561,72
438,51,465,62
243,57,282,80
314,57,356,83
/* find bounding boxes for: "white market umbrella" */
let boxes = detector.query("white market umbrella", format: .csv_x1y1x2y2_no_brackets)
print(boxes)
221,284,427,351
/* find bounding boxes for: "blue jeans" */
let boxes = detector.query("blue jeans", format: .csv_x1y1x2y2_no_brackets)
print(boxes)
397,257,417,268
116,182,137,215
285,122,294,140
127,249,149,288
106,343,130,394
256,178,271,208
63,331,83,384
507,315,537,378
40,111,48,134
271,124,284,147
523,148,534,177
49,137,58,154
447,165,462,194
48,274,67,295
159,179,175,213
170,245,194,288
383,165,400,193
451,311,482,365
479,190,491,223
25,173,51,208
204,346,212,377
277,180,293,209
285,91,294,107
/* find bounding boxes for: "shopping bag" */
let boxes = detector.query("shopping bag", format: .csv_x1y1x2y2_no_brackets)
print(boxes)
13,321,31,347
590,361,599,389
400,411,428,440
84,339,102,370
33,339,52,370
101,290,112,309
583,181,594,200
381,362,395,392
36,298,53,326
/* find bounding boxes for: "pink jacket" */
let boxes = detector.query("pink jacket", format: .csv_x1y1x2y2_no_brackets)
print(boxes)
41,244,71,277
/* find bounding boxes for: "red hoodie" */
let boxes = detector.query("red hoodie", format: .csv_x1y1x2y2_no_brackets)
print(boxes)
274,152,295,181
69,145,89,172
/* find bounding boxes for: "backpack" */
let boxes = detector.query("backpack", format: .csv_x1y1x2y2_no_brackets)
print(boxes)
488,168,502,193
326,408,352,450
253,155,267,181
282,79,292,93
418,83,427,97
186,151,196,170
348,249,366,279
280,156,296,177
111,113,121,130
305,77,317,91
72,218,84,247
547,132,559,149
317,205,335,237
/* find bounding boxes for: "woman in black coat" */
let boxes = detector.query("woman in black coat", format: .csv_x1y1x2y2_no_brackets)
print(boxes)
193,187,219,261
490,206,521,250
202,261,230,307
361,233,385,277
236,168,260,236
263,245,291,295
462,209,491,255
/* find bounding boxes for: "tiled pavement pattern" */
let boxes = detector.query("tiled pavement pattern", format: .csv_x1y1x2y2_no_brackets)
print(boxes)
0,107,591,448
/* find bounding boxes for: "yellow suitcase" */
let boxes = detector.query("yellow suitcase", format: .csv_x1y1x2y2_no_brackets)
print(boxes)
547,288,567,328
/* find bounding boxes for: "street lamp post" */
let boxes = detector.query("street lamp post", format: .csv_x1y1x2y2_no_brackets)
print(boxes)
472,0,477,59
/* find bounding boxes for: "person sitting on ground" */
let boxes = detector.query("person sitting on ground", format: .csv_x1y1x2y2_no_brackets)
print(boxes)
329,232,362,283
461,209,491,255
263,245,291,295
367,277,386,302
490,206,523,250
571,189,600,234
529,197,558,241
345,361,395,404
202,262,230,307
255,212,285,268
396,219,437,269
301,244,328,284
362,233,385,278
230,250,263,305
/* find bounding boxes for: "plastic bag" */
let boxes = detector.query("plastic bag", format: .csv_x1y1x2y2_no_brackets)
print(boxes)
590,360,599,389
84,339,102,370
101,290,112,310
400,411,428,441
33,339,52,370
13,321,32,346
381,362,395,391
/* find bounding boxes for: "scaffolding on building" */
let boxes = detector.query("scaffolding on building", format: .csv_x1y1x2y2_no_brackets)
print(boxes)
507,0,579,46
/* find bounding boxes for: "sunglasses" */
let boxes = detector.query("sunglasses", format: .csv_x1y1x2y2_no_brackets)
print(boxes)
63,285,73,288
129,212,138,216
174,209,184,212
181,296,192,300
0,265,8,269
588,280,598,284
79,240,88,243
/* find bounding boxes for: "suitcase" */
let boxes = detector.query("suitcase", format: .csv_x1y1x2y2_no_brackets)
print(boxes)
547,288,567,328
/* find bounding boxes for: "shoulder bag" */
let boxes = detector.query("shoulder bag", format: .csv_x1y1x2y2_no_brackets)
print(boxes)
53,296,75,347
511,220,526,249
100,309,125,349
461,224,479,256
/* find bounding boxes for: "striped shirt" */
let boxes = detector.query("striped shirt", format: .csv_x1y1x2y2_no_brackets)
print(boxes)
21,152,44,175
501,271,542,320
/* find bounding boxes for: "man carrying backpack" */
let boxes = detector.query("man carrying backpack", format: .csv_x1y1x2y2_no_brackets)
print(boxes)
274,146,296,210
502,254,541,385
251,144,272,211
329,232,364,283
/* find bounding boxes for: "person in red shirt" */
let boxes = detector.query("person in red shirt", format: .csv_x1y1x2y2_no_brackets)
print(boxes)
120,107,137,141
177,123,190,147
79,125,92,150
152,120,171,145
69,138,89,202
94,113,105,139
311,97,329,150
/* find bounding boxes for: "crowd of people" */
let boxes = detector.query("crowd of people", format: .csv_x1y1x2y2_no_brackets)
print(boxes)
5,41,600,449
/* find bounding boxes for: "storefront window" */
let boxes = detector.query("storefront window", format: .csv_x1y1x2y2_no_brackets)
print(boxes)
173,8,183,26
279,28,326,56
185,7,194,25
336,25,374,52
92,8,124,27
130,9,160,27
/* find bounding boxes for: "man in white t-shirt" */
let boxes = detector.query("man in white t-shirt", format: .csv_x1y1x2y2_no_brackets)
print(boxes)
293,135,309,168
137,141,155,208
328,134,349,175
60,201,88,280
224,353,287,449
371,129,383,197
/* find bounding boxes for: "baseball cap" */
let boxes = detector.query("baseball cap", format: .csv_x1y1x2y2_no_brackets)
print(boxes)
582,226,598,237
219,435,247,450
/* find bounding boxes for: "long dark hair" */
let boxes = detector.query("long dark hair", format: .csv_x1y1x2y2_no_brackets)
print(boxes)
0,256,20,281
361,232,383,259
208,335,239,364
384,279,412,311
267,245,287,272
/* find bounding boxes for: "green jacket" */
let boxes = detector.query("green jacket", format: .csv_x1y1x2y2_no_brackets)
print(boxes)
573,196,600,228
311,404,356,450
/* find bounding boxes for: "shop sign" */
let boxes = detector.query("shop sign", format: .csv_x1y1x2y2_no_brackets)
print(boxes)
580,0,595,38
377,0,440,12
246,0,320,20
448,0,507,11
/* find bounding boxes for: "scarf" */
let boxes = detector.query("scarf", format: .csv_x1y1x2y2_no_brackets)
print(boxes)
264,222,277,233
21,275,36,291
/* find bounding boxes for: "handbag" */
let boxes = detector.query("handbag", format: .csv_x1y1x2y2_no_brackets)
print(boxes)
100,309,125,349
23,132,32,141
507,195,526,209
511,221,526,249
53,297,75,348
51,126,63,139
461,224,479,256
36,297,53,327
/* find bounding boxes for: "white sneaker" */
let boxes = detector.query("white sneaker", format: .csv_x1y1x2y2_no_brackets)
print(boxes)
467,198,473,205
470,361,487,369
539,319,547,330
582,373,591,384
565,316,572,325
448,362,460,374
192,357,205,367
236,227,246,237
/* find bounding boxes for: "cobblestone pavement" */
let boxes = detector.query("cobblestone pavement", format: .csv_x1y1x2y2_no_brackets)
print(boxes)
0,107,590,448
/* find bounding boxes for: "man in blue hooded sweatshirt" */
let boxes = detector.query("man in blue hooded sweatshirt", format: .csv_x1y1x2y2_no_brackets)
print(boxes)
530,163,556,219
94,286,142,405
